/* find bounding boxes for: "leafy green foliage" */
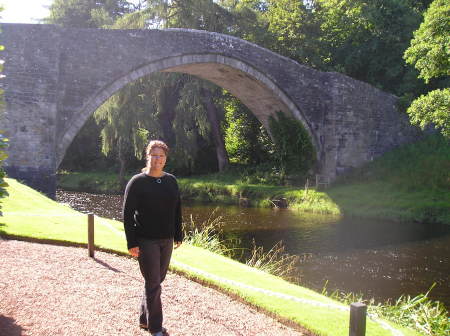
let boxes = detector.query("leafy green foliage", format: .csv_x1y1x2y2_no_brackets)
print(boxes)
94,77,161,184
406,88,450,138
46,0,135,27
263,0,323,68
404,0,450,83
100,1,233,174
223,96,272,165
269,111,315,180
403,0,450,138
314,0,423,95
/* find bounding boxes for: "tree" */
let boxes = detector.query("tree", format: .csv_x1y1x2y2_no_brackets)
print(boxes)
312,0,424,96
269,112,315,182
46,0,135,27
406,88,450,138
223,96,271,165
263,0,324,68
404,0,449,83
404,0,450,138
103,0,233,173
94,77,161,186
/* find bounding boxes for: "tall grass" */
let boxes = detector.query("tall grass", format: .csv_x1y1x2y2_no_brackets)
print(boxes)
245,239,301,282
182,210,236,256
322,283,449,336
183,212,301,282
372,289,449,336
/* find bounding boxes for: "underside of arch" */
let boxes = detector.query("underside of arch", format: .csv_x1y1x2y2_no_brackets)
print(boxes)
57,54,321,167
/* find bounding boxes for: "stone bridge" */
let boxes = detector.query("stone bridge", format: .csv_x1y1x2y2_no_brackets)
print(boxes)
0,23,418,197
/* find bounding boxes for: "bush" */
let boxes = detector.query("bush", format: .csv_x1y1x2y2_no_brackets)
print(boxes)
269,111,315,181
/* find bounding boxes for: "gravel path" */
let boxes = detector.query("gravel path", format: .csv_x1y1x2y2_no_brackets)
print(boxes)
0,239,304,336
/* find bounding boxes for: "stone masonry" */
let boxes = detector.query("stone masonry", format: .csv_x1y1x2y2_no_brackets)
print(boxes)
0,24,419,197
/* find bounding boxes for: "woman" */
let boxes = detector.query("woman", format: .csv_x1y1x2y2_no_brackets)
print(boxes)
123,140,183,336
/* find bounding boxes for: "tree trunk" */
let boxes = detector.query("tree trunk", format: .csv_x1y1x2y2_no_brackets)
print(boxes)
200,88,229,171
158,85,180,146
118,141,127,191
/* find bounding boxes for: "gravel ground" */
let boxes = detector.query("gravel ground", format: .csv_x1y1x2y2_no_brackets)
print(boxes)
0,239,304,336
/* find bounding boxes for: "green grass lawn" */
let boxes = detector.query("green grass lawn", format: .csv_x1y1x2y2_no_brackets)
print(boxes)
0,178,421,336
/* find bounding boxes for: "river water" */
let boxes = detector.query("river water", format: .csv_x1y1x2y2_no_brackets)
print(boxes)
56,190,450,308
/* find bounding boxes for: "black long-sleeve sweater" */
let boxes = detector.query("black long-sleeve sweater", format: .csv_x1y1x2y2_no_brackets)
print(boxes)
122,172,183,249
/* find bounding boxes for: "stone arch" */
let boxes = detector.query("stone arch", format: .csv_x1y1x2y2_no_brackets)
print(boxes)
2,24,418,197
56,54,321,168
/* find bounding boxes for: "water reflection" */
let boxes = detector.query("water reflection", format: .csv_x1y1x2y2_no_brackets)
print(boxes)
185,203,449,253
56,190,450,307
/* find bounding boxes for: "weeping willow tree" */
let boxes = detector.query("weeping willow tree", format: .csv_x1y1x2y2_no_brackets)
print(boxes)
95,0,233,174
94,79,161,186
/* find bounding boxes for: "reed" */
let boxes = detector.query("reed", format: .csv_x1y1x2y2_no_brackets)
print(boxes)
373,288,449,336
183,213,301,282
182,210,235,257
245,239,301,282
322,283,449,336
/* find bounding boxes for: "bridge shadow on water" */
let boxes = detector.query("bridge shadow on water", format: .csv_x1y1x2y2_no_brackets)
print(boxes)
0,315,24,336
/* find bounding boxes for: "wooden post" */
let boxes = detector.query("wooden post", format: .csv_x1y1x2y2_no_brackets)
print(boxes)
349,302,367,336
88,213,94,258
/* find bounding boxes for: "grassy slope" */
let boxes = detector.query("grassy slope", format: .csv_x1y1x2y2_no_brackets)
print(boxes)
0,178,420,336
328,134,450,224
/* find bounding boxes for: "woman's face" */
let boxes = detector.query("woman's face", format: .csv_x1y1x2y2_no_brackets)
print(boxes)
147,147,167,171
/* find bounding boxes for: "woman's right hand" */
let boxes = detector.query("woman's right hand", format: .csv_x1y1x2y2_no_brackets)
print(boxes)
129,247,140,257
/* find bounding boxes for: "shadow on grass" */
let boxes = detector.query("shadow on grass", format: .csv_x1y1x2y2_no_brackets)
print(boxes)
0,315,24,336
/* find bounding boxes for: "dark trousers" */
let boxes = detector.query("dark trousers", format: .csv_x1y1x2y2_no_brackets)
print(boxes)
138,238,173,333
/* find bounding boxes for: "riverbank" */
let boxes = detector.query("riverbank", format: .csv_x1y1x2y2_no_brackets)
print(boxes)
56,170,340,214
57,135,450,225
0,178,422,336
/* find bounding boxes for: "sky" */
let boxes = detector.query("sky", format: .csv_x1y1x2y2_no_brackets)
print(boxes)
0,0,53,23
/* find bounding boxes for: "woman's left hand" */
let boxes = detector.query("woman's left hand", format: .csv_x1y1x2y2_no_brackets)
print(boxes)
174,241,182,249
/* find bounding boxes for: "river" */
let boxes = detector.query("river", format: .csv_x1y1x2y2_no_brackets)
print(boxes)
56,189,450,308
